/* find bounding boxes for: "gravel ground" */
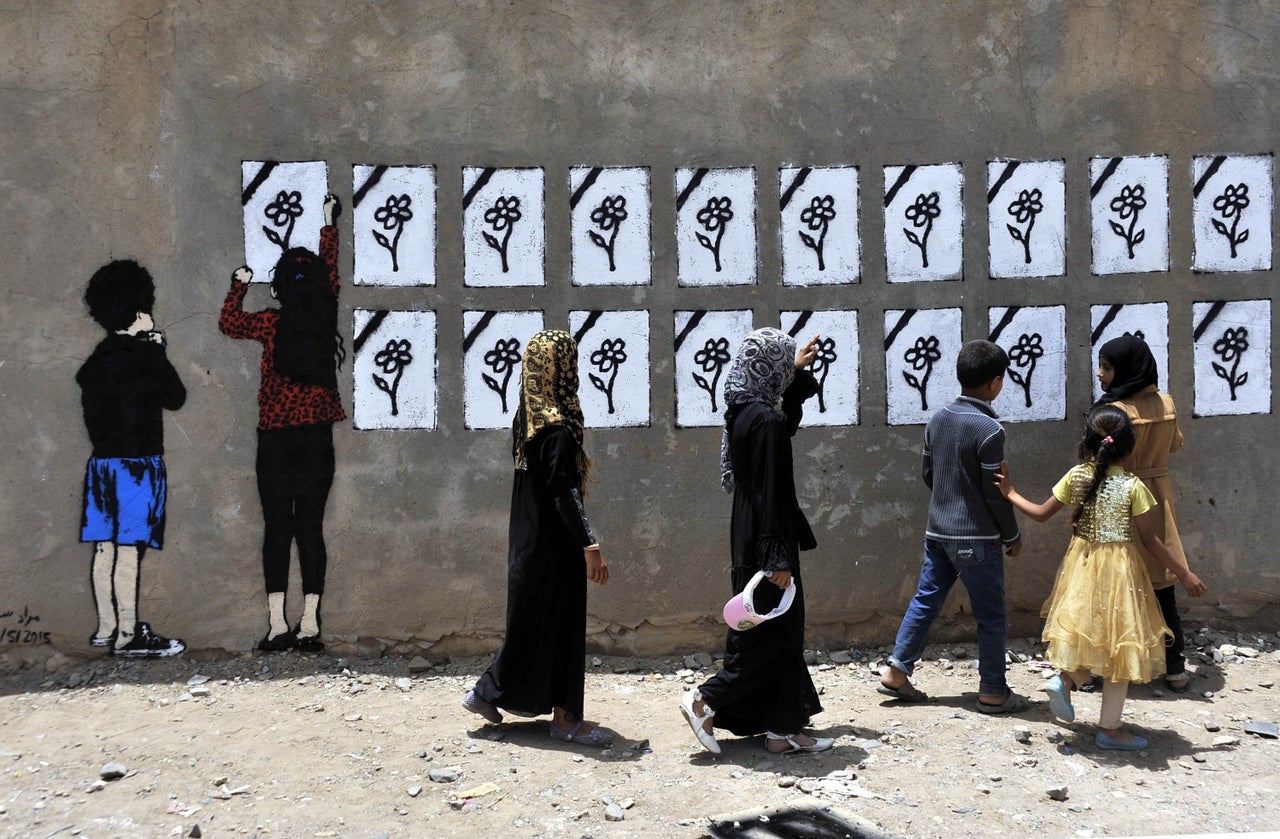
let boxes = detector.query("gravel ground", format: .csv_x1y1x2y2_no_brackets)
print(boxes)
1,628,1278,839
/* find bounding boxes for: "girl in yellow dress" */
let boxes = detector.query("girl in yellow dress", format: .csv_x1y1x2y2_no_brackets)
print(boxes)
995,405,1207,751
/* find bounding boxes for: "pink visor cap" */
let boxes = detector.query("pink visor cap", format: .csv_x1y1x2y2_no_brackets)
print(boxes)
723,570,796,631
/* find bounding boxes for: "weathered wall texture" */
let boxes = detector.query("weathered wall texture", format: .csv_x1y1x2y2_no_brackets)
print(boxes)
2,1,1278,660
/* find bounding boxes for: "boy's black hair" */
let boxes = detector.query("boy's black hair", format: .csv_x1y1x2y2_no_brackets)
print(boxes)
956,339,1009,388
85,260,155,332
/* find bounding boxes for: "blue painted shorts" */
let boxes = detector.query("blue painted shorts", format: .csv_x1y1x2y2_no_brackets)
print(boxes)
81,456,167,549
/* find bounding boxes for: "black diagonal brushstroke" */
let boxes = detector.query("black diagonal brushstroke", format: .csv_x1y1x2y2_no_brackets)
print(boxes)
352,165,389,209
570,167,604,210
1090,304,1125,346
241,161,279,206
779,168,812,211
353,310,390,355
1089,157,1123,199
1192,156,1228,199
462,167,496,210
573,310,604,344
786,310,813,338
673,310,707,352
883,165,917,208
675,168,709,212
987,161,1020,204
884,309,917,351
1193,300,1228,342
988,307,1020,343
463,310,498,352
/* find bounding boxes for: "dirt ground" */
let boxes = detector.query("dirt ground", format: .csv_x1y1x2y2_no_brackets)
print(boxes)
1,628,1278,839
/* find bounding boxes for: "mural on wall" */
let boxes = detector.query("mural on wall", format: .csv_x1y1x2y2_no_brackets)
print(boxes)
674,309,754,427
570,167,651,286
779,310,860,425
987,159,1067,279
1090,155,1170,275
241,160,329,282
675,167,757,286
1090,303,1170,402
1192,154,1274,274
1193,299,1272,417
221,193,346,654
988,305,1066,422
884,308,962,425
569,310,650,427
463,167,545,287
79,260,187,657
463,310,545,429
352,310,437,430
352,165,436,287
779,166,861,286
883,163,964,282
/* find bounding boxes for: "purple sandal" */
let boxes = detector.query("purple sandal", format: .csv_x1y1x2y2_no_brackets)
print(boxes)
549,719,613,748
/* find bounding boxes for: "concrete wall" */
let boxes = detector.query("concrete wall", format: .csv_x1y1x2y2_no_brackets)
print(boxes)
2,0,1278,661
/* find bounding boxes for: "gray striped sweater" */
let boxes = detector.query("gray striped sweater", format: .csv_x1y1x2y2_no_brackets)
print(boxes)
921,396,1021,544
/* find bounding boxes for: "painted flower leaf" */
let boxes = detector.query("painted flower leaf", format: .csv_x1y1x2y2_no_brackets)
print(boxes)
372,230,391,249
262,225,283,245
798,231,816,249
695,232,713,251
588,230,607,249
372,373,391,394
1132,229,1146,246
903,370,921,389
692,372,709,390
1237,371,1249,387
482,231,500,250
1007,368,1026,387
1237,229,1250,245
482,372,502,394
1006,224,1025,243
1212,362,1229,381
903,228,921,247
1108,220,1126,238
589,372,607,392
1211,218,1230,237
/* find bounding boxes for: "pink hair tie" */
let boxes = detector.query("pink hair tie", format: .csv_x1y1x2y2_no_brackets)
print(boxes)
1102,435,1114,446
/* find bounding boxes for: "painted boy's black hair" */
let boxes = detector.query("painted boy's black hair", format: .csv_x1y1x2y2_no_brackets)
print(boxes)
956,339,1009,389
85,260,156,332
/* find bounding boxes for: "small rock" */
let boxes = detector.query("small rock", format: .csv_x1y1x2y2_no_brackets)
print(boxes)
100,762,127,781
395,678,412,692
187,674,211,686
428,767,460,783
1205,721,1221,732
211,775,228,787
344,713,362,722
976,784,992,794
1152,689,1164,698
1191,754,1207,763
1047,731,1065,744
1046,785,1069,801
1212,736,1240,747
406,785,422,797
1012,726,1032,744
189,826,202,838
190,686,211,698
407,656,432,673
592,656,603,667
604,802,626,821
829,650,853,664
1260,680,1275,689
88,780,106,793
1238,647,1260,658
778,777,796,788
1244,722,1278,739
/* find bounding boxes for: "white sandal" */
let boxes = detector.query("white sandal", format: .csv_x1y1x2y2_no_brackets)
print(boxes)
765,731,835,754
680,689,721,754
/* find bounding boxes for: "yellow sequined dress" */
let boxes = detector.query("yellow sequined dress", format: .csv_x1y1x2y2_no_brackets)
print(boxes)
1040,463,1172,684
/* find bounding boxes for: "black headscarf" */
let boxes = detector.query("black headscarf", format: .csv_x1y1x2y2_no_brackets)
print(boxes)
1094,334,1158,406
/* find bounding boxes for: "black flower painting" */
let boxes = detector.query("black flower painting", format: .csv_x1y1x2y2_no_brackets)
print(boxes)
808,336,838,413
588,195,628,272
372,194,414,272
588,337,628,414
263,190,304,252
692,336,732,411
1108,184,1147,259
1006,188,1043,265
1212,326,1250,401
903,192,941,268
482,195,522,273
372,338,413,416
903,335,942,411
798,195,837,271
1006,332,1044,408
1211,183,1251,259
483,337,522,412
695,196,734,272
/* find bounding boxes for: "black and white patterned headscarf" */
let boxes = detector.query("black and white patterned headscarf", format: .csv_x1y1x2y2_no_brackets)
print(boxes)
719,327,796,494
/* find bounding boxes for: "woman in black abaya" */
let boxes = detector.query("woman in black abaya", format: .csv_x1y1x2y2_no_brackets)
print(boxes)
681,328,834,755
462,330,613,748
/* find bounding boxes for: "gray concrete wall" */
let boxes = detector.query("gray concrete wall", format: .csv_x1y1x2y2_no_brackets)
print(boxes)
2,0,1278,662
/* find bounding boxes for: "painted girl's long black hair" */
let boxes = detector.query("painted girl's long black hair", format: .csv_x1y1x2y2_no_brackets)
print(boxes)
1071,404,1136,525
271,247,344,387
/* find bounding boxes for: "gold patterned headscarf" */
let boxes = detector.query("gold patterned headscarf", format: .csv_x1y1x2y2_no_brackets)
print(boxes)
512,330,589,481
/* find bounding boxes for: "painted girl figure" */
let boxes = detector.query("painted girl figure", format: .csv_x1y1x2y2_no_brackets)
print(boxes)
463,330,613,748
220,193,345,652
682,328,834,755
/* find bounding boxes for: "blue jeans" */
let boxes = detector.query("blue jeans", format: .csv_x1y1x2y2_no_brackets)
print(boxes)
888,539,1009,698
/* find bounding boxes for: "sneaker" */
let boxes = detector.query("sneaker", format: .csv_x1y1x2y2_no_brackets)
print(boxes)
258,628,297,652
293,621,324,654
112,622,185,658
89,630,117,648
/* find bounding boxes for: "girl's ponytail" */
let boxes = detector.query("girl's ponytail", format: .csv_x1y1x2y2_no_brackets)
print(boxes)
1071,405,1136,525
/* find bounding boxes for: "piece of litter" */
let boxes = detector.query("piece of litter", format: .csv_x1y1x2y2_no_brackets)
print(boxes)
455,782,500,799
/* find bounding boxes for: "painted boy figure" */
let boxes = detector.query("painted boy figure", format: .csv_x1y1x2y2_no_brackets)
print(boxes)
879,340,1027,713
79,260,187,657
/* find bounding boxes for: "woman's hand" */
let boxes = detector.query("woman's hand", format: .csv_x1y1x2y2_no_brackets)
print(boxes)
795,334,819,369
585,547,609,586
1180,570,1208,598
767,569,792,589
233,266,253,284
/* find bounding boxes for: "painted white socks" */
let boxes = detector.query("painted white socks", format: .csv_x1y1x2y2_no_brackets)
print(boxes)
267,592,288,639
299,594,320,638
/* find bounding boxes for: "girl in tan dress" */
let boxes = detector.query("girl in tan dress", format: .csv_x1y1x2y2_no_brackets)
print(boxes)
1094,335,1193,692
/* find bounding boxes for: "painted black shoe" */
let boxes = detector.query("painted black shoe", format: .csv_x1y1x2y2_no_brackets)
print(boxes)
90,630,117,648
112,622,185,658
258,628,297,652
293,622,324,654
